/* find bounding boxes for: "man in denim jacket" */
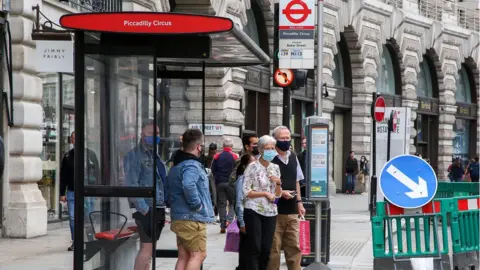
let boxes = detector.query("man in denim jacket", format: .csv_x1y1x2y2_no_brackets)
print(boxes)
124,122,168,270
167,128,214,270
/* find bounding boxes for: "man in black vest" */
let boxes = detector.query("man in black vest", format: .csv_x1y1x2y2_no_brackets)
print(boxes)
267,126,306,270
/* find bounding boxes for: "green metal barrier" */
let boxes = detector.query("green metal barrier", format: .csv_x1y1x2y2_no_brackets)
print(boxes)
434,182,480,198
450,195,480,269
372,199,451,259
372,195,480,269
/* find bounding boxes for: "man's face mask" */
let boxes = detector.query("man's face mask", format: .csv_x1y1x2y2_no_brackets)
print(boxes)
252,146,259,156
144,136,160,145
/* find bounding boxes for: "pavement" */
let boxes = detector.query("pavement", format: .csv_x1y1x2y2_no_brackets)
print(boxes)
0,194,373,270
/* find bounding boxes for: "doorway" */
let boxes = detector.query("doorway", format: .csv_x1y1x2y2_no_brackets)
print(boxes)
333,110,352,193
415,114,439,172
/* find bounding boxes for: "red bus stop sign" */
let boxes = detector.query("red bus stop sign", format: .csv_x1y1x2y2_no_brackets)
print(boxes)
374,96,386,122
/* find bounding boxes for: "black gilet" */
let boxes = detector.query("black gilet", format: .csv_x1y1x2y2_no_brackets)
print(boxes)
272,153,298,215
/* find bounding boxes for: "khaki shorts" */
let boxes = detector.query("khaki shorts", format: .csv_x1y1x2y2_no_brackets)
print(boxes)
171,220,207,252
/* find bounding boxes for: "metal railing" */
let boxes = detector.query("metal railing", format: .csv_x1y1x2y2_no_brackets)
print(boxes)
57,0,122,12
419,0,479,32
382,0,404,9
456,2,480,32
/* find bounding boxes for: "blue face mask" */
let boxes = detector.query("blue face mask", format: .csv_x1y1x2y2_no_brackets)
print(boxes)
263,149,278,162
144,136,160,145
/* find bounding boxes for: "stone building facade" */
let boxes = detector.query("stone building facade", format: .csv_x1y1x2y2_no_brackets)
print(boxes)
1,0,479,237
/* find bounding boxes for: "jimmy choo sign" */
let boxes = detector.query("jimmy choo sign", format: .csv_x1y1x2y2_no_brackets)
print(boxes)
36,40,74,73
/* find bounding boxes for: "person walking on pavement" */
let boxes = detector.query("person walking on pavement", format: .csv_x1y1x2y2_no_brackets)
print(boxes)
268,126,306,270
243,135,282,270
345,151,359,194
124,121,168,270
234,153,256,270
297,136,307,197
60,131,100,251
168,128,214,270
448,157,465,182
467,156,479,182
211,138,239,233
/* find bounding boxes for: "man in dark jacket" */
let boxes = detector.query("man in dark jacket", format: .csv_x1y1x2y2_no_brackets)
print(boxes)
297,137,307,197
60,131,100,251
468,156,479,182
345,151,358,194
211,138,239,233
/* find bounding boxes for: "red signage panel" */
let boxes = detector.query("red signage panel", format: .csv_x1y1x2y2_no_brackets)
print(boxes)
374,96,386,122
59,12,234,34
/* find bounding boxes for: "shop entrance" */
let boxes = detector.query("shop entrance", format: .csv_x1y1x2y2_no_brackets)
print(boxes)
59,12,269,270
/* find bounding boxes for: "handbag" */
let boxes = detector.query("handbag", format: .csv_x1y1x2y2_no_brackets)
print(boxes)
299,216,311,255
224,219,240,253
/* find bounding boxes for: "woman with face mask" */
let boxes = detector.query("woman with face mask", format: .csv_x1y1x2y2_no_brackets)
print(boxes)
242,135,282,270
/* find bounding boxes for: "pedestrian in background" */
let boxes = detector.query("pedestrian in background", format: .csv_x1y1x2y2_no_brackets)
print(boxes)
345,151,358,194
211,138,239,233
234,153,256,270
466,157,479,182
448,157,464,182
297,136,307,197
60,131,99,251
124,122,168,270
168,129,214,270
243,135,282,270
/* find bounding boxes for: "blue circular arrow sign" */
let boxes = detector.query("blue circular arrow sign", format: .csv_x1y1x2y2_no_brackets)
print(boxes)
379,155,438,209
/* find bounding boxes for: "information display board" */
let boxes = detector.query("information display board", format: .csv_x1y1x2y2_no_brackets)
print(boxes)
306,123,329,200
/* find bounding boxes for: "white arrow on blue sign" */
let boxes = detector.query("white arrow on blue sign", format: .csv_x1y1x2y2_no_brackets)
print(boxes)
379,155,438,209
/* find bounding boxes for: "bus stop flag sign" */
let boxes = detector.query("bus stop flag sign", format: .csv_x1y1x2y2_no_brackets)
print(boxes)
379,155,438,209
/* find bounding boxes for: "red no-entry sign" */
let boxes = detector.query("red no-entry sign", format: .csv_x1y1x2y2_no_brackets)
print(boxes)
374,96,386,122
282,0,312,24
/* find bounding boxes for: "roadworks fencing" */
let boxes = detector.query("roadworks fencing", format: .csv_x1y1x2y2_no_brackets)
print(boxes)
372,182,479,270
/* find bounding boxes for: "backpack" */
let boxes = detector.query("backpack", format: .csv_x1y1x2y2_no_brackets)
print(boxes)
469,162,479,178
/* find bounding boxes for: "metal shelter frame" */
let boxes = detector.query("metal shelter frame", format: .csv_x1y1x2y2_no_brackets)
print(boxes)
59,12,270,270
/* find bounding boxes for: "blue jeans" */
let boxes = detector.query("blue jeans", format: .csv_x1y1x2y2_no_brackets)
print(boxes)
66,191,94,241
346,174,356,192
66,191,75,241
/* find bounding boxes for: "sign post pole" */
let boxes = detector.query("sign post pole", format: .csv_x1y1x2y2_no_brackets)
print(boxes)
387,110,395,161
370,92,378,215
305,1,329,269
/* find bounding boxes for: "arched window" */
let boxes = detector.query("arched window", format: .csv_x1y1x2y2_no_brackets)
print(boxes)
377,45,397,95
417,60,434,98
332,44,345,87
455,65,472,103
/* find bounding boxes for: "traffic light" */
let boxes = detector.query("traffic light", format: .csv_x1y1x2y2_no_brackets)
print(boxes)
286,69,308,91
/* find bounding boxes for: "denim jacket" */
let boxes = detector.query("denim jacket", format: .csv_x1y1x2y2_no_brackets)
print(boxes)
124,144,168,213
235,175,245,228
167,156,214,223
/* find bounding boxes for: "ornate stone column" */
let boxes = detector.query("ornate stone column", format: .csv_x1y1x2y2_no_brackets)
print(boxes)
5,0,47,237
437,46,458,181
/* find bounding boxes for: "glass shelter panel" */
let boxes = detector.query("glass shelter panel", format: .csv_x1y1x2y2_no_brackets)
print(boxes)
82,54,161,269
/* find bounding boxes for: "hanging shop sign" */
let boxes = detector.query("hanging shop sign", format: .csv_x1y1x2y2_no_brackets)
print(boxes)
36,40,74,73
278,0,315,69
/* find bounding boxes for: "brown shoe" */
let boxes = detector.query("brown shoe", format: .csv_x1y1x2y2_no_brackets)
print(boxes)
220,228,226,234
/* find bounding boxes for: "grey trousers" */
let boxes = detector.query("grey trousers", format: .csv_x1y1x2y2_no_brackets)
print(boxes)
216,182,236,228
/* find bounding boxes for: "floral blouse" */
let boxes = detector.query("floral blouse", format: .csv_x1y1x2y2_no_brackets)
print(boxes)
243,161,281,217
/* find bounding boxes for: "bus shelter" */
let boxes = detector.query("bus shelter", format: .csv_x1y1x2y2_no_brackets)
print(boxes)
59,12,269,270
